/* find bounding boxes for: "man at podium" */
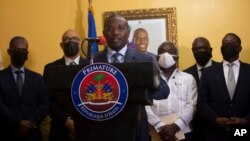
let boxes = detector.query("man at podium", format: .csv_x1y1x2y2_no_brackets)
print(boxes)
82,13,156,141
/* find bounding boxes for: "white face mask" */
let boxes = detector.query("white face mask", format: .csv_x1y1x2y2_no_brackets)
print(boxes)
158,52,176,69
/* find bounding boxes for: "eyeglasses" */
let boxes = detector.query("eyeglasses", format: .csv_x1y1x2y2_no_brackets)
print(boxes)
63,36,80,43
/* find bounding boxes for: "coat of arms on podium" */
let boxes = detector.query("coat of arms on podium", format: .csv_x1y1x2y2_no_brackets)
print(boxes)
71,63,128,121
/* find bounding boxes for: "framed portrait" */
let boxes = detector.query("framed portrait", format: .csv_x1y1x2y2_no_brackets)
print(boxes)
103,8,177,54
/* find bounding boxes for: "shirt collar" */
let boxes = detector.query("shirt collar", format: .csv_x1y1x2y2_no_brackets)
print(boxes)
107,46,127,57
10,65,25,73
160,68,179,83
64,55,80,65
223,59,240,67
196,59,212,71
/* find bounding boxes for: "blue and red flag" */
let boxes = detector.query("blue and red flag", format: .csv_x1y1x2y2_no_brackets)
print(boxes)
87,0,98,56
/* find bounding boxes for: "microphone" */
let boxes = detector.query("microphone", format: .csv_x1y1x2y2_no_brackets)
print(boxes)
84,36,106,45
98,36,106,45
81,36,106,64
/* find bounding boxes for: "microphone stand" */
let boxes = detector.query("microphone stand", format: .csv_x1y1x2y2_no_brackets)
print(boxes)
81,39,98,65
89,42,94,64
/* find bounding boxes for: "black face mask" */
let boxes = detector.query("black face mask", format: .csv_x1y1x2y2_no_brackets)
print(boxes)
10,51,28,67
193,51,212,66
221,44,238,61
63,41,79,57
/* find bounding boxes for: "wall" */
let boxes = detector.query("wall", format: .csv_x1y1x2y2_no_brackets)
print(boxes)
0,0,249,74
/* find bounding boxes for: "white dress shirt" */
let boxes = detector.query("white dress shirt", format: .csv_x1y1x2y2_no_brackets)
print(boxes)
146,69,197,134
107,46,127,63
64,55,80,65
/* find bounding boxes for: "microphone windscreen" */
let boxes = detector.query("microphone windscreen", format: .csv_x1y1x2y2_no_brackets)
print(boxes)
98,36,106,45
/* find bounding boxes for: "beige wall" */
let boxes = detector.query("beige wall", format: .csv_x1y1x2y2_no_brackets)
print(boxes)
0,0,249,74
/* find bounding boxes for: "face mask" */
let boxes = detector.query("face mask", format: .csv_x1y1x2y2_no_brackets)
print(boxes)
221,44,238,61
63,41,79,57
10,51,28,67
193,51,212,66
158,52,176,69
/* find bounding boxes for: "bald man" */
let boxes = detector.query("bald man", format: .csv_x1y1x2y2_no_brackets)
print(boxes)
43,29,86,141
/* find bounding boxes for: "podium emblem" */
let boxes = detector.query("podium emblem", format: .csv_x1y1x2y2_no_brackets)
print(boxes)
71,63,128,121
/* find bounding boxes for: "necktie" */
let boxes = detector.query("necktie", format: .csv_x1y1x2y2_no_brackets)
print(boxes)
70,61,77,65
199,68,204,79
112,53,120,63
15,70,24,95
227,63,236,99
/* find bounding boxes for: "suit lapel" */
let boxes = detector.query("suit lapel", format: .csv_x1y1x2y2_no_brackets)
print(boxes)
124,48,137,63
192,65,200,85
217,63,231,98
6,67,21,98
79,57,85,65
94,50,108,63
232,62,246,100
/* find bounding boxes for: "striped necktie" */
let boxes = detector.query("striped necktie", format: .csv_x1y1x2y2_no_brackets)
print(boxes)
112,53,120,63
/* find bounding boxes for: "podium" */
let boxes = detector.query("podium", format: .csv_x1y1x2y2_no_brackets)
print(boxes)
45,62,159,141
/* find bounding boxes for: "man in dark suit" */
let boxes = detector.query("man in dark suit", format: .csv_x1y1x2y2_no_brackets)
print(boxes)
83,13,157,141
0,36,49,141
198,33,250,141
184,37,219,86
184,37,219,141
43,29,85,141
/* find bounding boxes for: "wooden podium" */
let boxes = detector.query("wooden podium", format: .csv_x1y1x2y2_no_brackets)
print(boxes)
45,62,159,141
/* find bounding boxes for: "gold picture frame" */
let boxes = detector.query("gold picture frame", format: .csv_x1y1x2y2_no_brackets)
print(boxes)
103,7,178,53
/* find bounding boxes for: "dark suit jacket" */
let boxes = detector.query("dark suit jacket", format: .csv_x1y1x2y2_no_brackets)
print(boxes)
43,57,85,141
80,48,154,141
153,78,169,100
184,60,219,141
197,62,250,141
184,60,219,87
0,66,49,141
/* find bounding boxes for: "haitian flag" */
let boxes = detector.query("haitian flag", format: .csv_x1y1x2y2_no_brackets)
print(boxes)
87,0,98,56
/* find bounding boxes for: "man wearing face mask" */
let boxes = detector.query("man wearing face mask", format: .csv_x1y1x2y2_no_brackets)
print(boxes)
146,41,197,141
184,37,219,141
198,33,250,141
43,29,85,141
184,37,219,86
0,36,49,141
